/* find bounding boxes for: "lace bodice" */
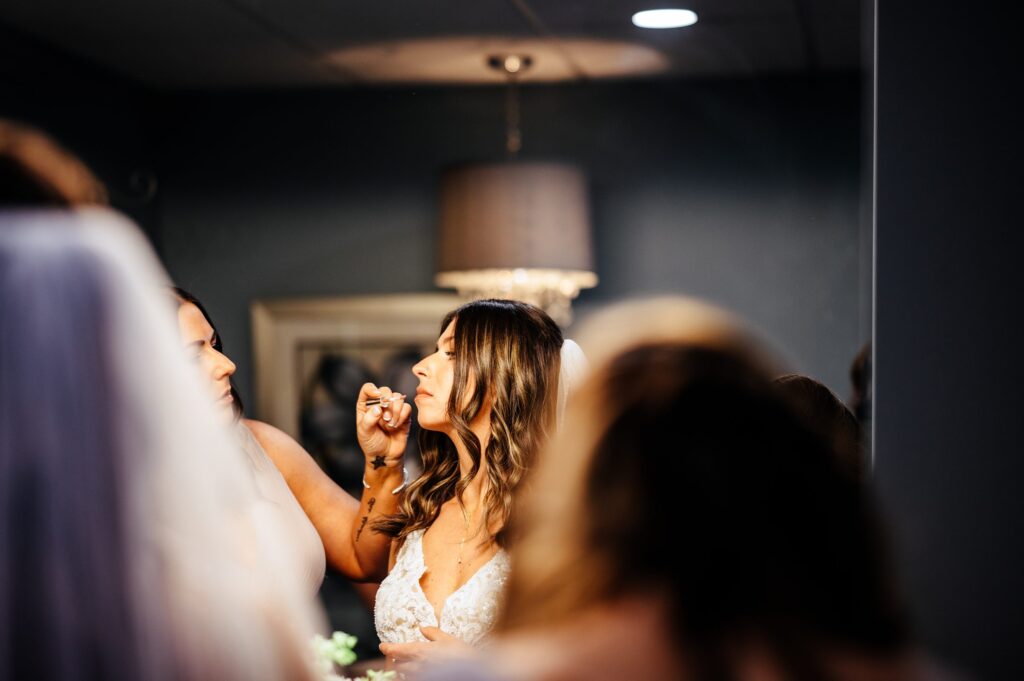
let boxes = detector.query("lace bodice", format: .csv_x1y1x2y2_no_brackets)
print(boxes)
375,529,510,645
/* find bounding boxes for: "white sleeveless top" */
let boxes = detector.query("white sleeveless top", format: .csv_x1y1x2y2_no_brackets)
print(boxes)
237,422,326,596
375,529,510,645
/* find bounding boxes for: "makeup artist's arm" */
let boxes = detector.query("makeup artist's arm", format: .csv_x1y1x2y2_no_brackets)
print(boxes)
246,384,410,582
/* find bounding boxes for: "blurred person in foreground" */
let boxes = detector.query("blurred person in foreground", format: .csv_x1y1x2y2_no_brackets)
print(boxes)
0,118,107,207
0,209,321,681
418,297,915,681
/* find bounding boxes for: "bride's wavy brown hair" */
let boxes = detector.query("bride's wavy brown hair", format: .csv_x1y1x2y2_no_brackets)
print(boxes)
374,299,562,547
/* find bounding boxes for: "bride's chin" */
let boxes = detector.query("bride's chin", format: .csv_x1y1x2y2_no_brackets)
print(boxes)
415,415,447,433
416,418,440,431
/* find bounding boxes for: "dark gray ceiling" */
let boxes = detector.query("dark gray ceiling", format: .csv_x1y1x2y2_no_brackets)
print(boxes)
0,0,862,89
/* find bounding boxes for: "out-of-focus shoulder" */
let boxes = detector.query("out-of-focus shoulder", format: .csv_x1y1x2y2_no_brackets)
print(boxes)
243,419,300,454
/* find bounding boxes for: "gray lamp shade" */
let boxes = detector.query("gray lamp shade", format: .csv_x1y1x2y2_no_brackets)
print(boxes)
437,163,595,273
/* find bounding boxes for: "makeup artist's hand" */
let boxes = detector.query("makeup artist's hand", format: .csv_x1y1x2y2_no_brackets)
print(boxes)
356,383,411,469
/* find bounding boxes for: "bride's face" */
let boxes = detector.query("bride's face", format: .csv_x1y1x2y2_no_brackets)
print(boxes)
412,321,459,433
177,302,237,418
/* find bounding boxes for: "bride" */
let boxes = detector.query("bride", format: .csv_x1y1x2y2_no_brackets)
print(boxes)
275,298,583,663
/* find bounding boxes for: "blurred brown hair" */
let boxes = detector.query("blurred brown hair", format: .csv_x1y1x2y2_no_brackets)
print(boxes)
500,299,909,679
0,119,107,207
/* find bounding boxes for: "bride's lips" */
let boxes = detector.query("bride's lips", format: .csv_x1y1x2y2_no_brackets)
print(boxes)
218,388,233,403
414,387,432,401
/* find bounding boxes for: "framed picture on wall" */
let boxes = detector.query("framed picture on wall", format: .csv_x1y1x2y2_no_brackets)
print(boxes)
251,293,461,495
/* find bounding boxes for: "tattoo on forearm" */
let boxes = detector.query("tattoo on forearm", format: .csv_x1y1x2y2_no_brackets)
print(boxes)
355,497,376,543
371,455,386,470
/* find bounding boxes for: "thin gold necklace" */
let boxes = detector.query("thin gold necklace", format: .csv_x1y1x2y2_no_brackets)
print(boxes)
455,502,477,584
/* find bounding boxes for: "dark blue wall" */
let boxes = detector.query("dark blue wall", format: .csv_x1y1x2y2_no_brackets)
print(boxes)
1,22,867,408
150,77,866,409
0,23,161,241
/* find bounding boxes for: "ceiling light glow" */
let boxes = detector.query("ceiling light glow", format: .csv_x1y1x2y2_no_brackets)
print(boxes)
631,9,698,29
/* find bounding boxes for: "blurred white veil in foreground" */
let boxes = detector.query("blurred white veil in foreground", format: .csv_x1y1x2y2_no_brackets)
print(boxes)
0,209,323,681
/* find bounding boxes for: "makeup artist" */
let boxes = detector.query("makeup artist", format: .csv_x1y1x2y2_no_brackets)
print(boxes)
172,287,408,589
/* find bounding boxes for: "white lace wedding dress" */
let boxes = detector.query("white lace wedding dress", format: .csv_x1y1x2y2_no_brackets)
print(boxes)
375,529,510,645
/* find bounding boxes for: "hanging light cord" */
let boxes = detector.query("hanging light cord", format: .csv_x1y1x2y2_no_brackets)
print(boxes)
505,67,521,156
489,55,531,157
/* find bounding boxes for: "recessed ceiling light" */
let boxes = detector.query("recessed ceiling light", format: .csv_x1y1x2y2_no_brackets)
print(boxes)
631,9,698,29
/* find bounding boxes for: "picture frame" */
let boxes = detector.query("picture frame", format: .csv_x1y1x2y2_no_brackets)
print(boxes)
251,293,462,439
